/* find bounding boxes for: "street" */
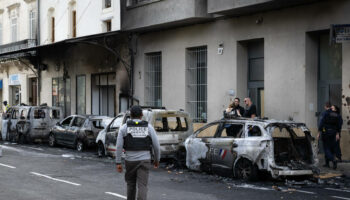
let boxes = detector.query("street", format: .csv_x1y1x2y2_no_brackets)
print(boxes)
0,142,350,200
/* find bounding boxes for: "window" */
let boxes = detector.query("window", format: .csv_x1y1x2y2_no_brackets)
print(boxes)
0,21,2,45
104,0,112,8
20,109,28,119
145,52,162,107
11,16,17,42
154,115,188,132
186,46,207,123
52,77,71,116
196,123,218,138
110,115,124,130
34,109,46,119
61,117,73,126
92,119,104,129
12,109,19,119
50,109,61,119
104,20,111,32
72,10,76,37
29,10,36,39
51,17,55,42
72,117,85,127
219,124,244,138
247,125,262,137
76,75,86,115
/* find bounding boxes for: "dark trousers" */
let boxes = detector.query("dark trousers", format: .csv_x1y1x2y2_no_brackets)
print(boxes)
322,134,336,162
125,160,150,200
335,139,342,160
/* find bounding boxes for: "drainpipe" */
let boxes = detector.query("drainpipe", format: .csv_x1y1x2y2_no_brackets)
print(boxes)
36,0,41,105
129,34,135,106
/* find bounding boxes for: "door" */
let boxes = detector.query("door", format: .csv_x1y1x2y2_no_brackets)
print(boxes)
67,117,85,145
210,122,244,170
91,74,116,117
317,33,342,117
31,108,49,138
106,114,124,153
55,116,73,144
29,78,37,106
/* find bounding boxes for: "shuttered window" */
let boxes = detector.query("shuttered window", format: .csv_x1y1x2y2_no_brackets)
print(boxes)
145,52,162,107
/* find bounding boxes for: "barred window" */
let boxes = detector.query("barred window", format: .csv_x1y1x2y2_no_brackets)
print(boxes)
145,52,162,107
186,46,207,123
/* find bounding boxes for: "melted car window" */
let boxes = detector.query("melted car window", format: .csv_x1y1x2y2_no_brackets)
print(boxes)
154,115,188,132
34,109,46,119
247,125,262,137
72,117,85,127
92,119,104,129
61,117,73,126
111,116,124,129
220,124,243,138
196,124,218,138
20,109,28,119
50,109,61,119
12,109,19,119
272,128,290,138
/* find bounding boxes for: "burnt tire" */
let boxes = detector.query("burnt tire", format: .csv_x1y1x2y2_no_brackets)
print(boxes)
76,140,84,152
234,158,258,181
97,142,105,157
48,134,56,147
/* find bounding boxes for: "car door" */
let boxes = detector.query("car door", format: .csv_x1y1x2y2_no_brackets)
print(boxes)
66,117,85,146
55,116,73,144
210,122,245,170
31,108,49,138
190,122,220,171
105,114,124,153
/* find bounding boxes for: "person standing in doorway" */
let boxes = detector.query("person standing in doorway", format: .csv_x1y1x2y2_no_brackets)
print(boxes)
116,105,160,200
332,105,343,162
243,97,257,118
233,98,245,117
318,103,341,169
3,101,10,112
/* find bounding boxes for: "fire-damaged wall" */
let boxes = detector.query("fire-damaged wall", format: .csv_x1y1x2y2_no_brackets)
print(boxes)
341,43,350,160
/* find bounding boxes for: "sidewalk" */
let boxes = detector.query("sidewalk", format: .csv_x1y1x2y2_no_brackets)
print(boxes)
318,154,350,178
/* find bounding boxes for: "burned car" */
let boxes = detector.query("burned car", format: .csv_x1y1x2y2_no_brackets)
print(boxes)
1,105,63,143
96,107,193,159
185,118,318,180
49,115,112,151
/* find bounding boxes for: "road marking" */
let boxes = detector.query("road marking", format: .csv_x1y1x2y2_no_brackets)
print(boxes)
105,192,127,199
332,196,350,200
30,172,81,186
326,188,350,193
294,190,316,195
0,162,16,169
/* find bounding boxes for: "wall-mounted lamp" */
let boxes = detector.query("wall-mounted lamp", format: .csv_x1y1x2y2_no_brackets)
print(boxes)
218,43,224,55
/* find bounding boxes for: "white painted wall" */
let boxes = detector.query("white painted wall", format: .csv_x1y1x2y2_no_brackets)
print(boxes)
0,0,37,45
40,0,121,44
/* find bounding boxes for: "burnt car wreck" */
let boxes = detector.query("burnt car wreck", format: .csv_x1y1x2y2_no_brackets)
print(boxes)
185,118,319,180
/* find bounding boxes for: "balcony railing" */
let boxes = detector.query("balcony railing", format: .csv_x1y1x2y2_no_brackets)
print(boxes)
0,39,36,55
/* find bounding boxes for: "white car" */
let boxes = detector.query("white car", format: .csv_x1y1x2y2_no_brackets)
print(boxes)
96,107,193,159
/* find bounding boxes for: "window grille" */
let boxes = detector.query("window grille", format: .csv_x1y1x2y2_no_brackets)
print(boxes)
145,52,162,107
186,46,207,123
29,10,36,39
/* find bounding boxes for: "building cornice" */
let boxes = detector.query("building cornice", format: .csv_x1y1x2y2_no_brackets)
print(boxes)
7,3,20,11
24,0,36,4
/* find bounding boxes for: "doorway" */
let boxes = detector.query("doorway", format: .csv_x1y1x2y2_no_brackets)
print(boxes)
29,78,37,106
10,86,21,106
91,73,116,117
247,39,264,117
317,33,342,115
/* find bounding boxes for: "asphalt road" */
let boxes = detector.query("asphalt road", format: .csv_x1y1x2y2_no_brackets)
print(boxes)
0,142,350,200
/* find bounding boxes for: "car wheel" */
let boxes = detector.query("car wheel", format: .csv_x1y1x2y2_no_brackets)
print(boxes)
234,158,258,181
48,134,56,147
76,140,84,152
97,142,105,157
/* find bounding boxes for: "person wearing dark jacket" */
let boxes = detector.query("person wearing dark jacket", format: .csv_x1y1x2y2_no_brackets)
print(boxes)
318,105,341,169
332,105,343,162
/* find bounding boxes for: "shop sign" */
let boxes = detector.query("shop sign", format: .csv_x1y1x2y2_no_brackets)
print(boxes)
331,24,350,43
9,74,20,85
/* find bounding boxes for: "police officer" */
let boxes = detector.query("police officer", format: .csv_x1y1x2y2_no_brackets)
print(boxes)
116,105,160,200
318,103,341,169
3,101,10,112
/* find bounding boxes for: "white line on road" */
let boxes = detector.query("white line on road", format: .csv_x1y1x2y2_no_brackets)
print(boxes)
294,190,316,195
105,192,127,199
326,188,350,193
0,162,16,169
30,172,81,186
332,196,350,200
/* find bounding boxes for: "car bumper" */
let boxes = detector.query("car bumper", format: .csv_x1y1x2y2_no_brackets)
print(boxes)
275,170,313,176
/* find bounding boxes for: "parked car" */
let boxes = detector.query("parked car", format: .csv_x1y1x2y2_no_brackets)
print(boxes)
96,107,193,159
185,118,318,180
49,115,112,151
1,105,63,143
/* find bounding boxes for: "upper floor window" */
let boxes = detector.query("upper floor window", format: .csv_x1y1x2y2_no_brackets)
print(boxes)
104,20,112,32
104,0,112,8
29,10,36,39
11,16,17,42
51,17,55,42
72,10,76,37
48,8,55,43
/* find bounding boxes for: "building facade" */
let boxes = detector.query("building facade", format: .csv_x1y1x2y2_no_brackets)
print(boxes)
121,0,350,159
0,0,38,111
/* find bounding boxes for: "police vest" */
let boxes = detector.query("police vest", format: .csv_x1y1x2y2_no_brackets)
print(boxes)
323,111,339,134
123,120,152,151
